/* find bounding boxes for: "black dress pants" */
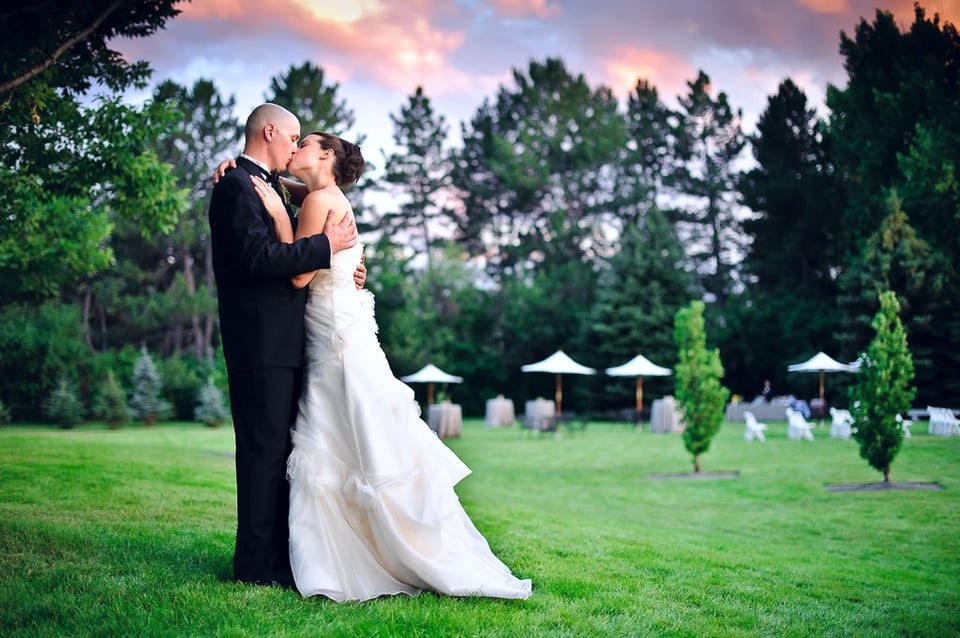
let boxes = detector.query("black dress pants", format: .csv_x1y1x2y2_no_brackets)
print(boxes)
228,367,302,584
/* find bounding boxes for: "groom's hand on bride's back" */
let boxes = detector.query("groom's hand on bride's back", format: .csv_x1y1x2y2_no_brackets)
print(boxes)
324,213,359,254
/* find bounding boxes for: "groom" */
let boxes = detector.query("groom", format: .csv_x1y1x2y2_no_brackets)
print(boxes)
209,103,361,587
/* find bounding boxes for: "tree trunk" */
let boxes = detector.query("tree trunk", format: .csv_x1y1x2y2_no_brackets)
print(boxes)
98,303,108,351
204,241,216,355
694,455,701,473
183,252,204,360
421,217,432,269
883,466,891,484
82,287,94,353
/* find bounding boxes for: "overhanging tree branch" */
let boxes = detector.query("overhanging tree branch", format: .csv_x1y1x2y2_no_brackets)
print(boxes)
0,0,125,97
0,0,57,25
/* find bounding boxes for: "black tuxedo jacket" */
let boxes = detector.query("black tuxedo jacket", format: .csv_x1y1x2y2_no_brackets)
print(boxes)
209,156,331,372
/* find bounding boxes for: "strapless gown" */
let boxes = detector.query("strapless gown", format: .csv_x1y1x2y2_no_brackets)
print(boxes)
286,243,532,601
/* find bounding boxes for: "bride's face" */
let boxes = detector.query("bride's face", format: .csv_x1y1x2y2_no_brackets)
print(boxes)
288,134,329,179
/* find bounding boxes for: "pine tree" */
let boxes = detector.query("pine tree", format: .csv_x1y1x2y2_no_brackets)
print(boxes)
381,86,451,266
731,79,842,395
838,193,942,406
669,71,746,306
92,369,130,429
265,61,356,136
849,291,916,483
194,377,229,427
590,211,692,407
42,375,84,429
129,345,170,425
673,301,729,472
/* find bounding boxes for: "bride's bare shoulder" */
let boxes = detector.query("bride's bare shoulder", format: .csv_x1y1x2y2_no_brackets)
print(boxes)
301,188,337,207
301,188,350,221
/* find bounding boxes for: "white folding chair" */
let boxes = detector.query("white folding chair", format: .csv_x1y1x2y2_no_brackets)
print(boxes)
896,414,912,438
743,410,768,442
829,407,853,439
786,407,814,441
927,406,960,436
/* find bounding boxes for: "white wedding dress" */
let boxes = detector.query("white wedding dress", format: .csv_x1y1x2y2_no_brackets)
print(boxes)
286,243,532,602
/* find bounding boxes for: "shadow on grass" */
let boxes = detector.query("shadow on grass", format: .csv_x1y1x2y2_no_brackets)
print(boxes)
824,481,944,491
646,471,739,480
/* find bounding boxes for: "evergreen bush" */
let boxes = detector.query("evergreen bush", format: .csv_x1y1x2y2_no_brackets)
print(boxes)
161,353,204,421
91,370,131,429
42,375,85,429
673,300,729,472
849,290,916,483
129,345,170,425
194,377,230,427
0,302,89,421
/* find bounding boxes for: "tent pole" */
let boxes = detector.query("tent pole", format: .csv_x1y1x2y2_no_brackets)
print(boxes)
636,377,644,415
555,374,562,415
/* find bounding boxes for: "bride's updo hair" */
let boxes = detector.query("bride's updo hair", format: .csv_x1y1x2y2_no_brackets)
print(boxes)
312,131,365,187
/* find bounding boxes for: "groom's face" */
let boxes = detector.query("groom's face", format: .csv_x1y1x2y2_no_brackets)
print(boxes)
267,116,302,172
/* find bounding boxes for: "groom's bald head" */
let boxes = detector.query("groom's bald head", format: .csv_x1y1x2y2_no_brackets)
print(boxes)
244,103,298,141
243,103,301,172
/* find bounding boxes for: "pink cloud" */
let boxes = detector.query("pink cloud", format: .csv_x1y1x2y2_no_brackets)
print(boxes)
177,0,268,20
152,0,482,98
488,0,562,18
113,0,960,157
844,0,960,25
602,47,695,102
797,0,850,14
286,9,478,97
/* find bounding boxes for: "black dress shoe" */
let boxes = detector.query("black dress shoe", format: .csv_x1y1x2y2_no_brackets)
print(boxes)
237,576,280,588
249,579,282,588
275,568,296,590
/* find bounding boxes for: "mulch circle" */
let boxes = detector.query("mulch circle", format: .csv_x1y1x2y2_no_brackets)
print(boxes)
825,482,944,492
643,473,944,490
647,471,739,480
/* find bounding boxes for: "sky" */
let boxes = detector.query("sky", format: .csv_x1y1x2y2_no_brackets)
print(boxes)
115,0,960,170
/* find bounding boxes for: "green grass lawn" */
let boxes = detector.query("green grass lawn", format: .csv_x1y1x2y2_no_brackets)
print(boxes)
1,418,958,637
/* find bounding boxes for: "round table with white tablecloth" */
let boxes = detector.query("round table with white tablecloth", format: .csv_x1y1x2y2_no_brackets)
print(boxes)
484,396,516,427
523,398,555,430
427,402,463,438
649,396,683,433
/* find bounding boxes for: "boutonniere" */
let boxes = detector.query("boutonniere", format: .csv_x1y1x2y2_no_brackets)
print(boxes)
279,183,292,207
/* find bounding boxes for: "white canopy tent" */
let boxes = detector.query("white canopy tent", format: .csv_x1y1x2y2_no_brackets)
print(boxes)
787,351,858,419
521,350,596,415
605,354,672,415
400,363,463,406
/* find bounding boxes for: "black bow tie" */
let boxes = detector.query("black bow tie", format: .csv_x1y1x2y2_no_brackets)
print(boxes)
266,171,281,190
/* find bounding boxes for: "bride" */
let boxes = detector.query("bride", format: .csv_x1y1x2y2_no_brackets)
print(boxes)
249,130,531,602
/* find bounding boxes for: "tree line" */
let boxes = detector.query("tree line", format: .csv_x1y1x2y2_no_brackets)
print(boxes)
1,2,957,422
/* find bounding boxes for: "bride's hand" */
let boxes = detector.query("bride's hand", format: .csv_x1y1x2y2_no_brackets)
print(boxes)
250,175,286,219
354,253,367,290
212,158,236,185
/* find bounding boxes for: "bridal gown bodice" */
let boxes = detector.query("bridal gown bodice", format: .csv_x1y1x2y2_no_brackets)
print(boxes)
286,243,531,602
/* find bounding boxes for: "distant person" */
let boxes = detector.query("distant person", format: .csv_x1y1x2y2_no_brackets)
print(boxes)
762,379,773,403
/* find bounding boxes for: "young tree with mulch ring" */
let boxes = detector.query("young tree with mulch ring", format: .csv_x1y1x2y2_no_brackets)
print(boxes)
673,300,730,473
849,290,916,484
